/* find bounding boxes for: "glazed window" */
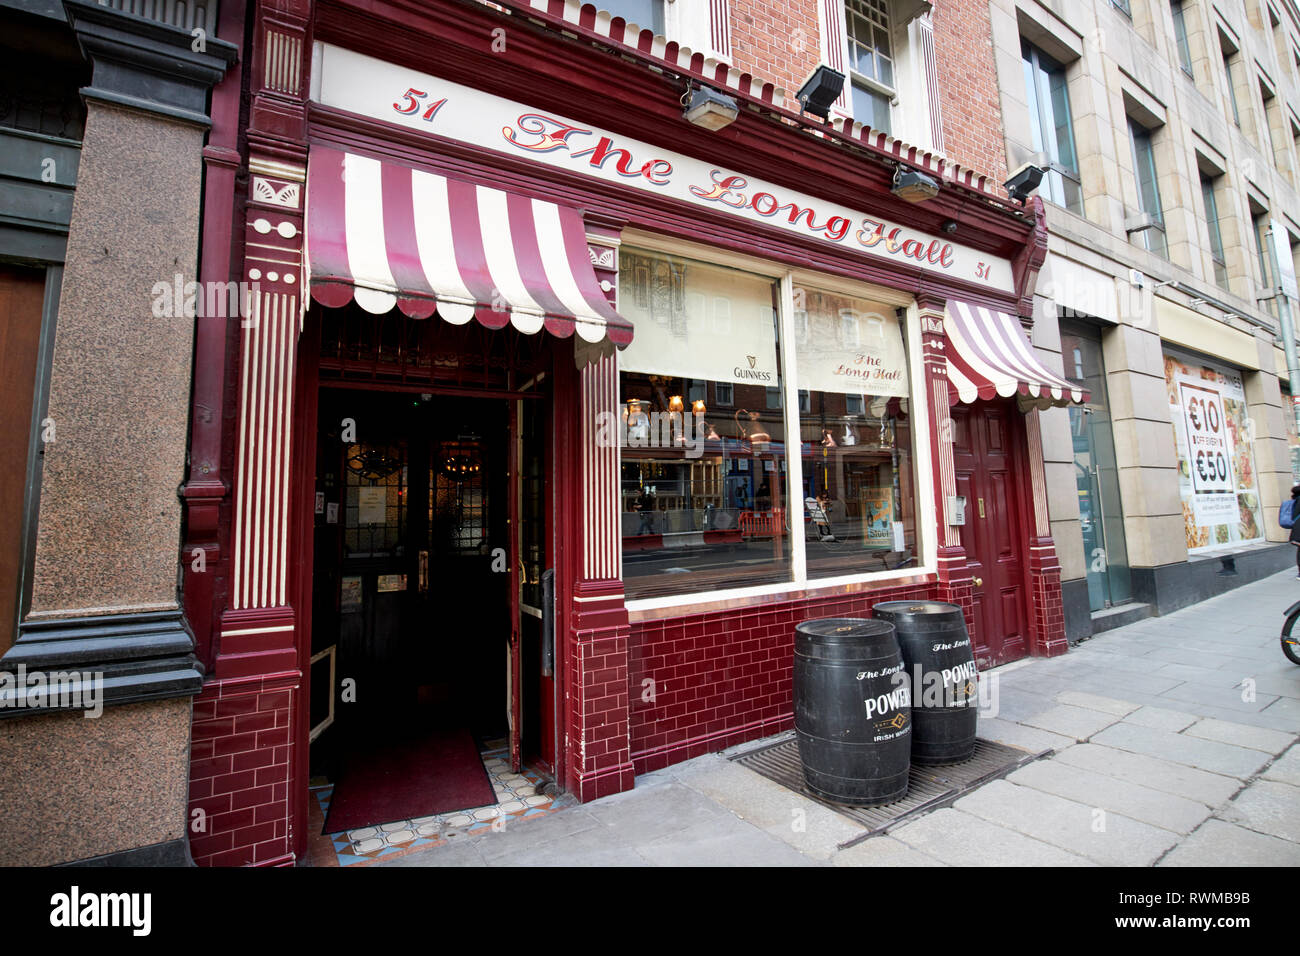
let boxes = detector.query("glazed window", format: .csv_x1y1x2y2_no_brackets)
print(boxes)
617,249,791,599
1128,118,1167,258
1199,173,1229,289
794,288,917,580
598,0,666,34
1022,40,1083,215
845,0,896,134
1171,1,1194,77
1220,32,1242,127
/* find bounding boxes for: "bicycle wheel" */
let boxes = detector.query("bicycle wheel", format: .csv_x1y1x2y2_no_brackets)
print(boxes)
1283,610,1300,666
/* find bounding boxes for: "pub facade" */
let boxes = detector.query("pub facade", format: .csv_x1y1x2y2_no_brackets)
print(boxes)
171,0,1089,866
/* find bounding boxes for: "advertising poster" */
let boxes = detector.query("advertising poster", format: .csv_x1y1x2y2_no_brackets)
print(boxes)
860,486,894,547
1164,354,1264,553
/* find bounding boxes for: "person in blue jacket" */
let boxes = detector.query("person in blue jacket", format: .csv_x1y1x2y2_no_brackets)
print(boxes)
1288,485,1300,579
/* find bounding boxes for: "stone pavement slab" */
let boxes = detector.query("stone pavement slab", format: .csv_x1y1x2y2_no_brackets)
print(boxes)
1053,743,1243,806
975,716,1074,753
1018,703,1123,740
1006,759,1212,834
1089,723,1272,778
952,779,1179,866
1262,746,1300,786
635,813,818,867
889,807,1095,867
1216,779,1300,844
1053,690,1139,716
585,780,733,843
1122,706,1199,732
1157,818,1300,866
1183,718,1296,754
832,835,946,867
1155,681,1278,714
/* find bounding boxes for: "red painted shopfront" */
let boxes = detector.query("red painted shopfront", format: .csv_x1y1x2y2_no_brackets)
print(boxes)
181,0,1085,866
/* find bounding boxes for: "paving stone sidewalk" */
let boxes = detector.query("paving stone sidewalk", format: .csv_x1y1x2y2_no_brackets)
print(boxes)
380,570,1300,867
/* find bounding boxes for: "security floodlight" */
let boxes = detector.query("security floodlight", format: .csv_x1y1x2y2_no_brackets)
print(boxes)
1004,162,1046,201
796,65,845,121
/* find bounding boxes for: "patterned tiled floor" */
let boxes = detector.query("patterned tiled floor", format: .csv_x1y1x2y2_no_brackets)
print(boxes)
304,744,569,866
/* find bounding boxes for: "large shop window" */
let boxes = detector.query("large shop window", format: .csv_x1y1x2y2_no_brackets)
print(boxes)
616,247,920,601
1163,350,1265,554
794,288,916,580
618,250,790,599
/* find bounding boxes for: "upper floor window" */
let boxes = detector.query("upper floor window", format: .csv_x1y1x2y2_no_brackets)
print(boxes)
845,0,896,134
1219,32,1241,128
1252,208,1279,318
1199,173,1229,288
1022,41,1083,215
1254,209,1274,291
1109,0,1133,17
1170,1,1194,77
599,0,666,33
1128,119,1167,258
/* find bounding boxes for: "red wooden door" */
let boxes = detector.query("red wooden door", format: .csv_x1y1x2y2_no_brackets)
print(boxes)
952,402,1029,667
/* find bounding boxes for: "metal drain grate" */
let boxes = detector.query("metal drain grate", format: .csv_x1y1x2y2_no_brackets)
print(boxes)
732,736,1050,847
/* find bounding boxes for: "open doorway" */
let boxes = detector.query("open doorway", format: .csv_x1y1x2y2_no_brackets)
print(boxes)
303,376,556,855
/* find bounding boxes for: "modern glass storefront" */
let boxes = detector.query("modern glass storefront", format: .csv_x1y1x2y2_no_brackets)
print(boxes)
1060,321,1132,611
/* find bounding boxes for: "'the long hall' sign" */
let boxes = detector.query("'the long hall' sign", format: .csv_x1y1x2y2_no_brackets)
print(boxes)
312,43,1015,293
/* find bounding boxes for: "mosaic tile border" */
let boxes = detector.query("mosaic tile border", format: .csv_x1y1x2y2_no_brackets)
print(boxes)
305,746,569,866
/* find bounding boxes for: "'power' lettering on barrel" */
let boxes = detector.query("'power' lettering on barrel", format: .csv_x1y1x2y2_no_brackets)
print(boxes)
864,686,912,718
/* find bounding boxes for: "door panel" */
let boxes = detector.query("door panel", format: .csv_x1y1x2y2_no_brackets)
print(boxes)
952,402,1030,668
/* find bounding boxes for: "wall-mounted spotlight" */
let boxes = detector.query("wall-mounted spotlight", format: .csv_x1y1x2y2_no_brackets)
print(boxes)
795,65,846,121
941,219,958,233
682,85,740,130
891,166,941,203
1004,162,1046,202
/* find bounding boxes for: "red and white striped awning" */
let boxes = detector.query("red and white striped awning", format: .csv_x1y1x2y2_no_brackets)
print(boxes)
945,300,1088,410
305,147,634,348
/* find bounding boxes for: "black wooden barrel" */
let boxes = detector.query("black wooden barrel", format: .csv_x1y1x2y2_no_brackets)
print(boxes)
872,601,978,765
793,617,911,806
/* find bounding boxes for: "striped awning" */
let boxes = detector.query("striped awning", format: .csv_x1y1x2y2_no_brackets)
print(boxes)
945,300,1088,410
305,147,634,347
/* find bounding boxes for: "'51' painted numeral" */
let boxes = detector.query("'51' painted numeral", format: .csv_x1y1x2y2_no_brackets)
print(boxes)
393,88,448,122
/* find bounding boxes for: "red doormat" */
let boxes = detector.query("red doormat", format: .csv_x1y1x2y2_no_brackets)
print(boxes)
323,727,497,834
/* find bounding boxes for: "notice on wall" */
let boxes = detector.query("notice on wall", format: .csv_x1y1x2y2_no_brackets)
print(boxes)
1177,377,1236,526
340,576,362,613
358,486,387,525
1165,354,1264,554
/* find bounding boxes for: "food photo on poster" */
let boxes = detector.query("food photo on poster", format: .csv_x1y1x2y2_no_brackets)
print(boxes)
1164,352,1264,552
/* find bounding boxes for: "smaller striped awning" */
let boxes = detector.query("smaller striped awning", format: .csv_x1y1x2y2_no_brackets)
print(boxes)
305,147,633,348
945,300,1088,410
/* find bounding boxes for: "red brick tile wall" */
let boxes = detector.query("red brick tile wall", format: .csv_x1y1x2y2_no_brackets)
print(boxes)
1028,549,1067,656
728,0,823,97
627,581,938,774
189,676,296,867
723,1,1007,186
930,0,1009,185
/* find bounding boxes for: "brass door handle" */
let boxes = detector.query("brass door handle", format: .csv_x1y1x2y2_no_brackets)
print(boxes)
973,576,984,587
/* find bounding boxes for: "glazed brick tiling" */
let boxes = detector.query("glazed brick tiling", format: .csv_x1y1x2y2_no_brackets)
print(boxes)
188,678,295,867
627,583,935,774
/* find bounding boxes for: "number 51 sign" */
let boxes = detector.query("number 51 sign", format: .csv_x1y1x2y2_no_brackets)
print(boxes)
1178,378,1236,524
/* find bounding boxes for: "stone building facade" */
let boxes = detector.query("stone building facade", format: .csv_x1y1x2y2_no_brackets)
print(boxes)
984,0,1300,637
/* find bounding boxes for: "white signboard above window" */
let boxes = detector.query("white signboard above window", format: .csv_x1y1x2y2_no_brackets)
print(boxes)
311,42,1016,294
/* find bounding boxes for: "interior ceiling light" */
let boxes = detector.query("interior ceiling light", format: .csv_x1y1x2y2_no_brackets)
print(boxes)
682,85,740,130
795,65,846,121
